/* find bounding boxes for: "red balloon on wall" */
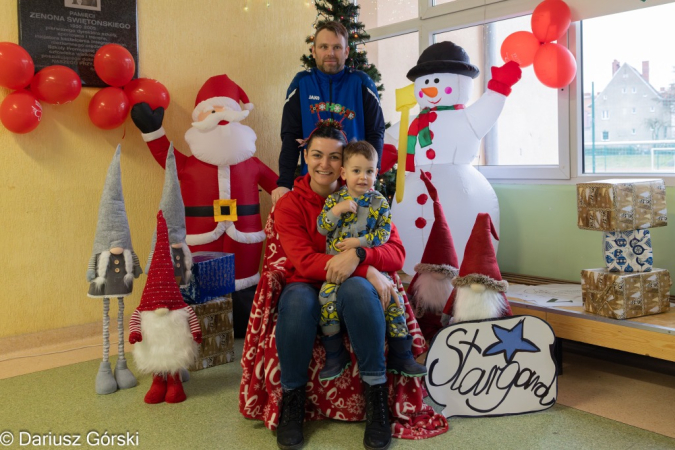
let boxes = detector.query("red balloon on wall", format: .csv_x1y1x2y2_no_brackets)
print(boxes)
501,31,540,68
0,90,42,134
531,0,571,43
0,42,35,90
533,43,577,89
30,65,82,104
94,44,135,87
124,78,170,110
88,87,130,130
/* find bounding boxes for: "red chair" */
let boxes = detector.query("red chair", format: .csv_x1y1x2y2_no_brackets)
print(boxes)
239,208,448,440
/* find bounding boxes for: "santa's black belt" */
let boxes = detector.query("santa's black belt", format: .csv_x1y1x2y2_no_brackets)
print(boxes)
185,205,260,217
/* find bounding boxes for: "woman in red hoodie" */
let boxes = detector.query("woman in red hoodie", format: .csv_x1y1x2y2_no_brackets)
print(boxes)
273,125,405,450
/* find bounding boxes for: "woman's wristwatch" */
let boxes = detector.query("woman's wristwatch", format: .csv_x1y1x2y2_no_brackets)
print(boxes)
355,247,366,264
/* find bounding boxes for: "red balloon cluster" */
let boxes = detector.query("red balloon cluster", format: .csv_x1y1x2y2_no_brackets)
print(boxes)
0,42,84,133
500,0,576,89
89,44,170,129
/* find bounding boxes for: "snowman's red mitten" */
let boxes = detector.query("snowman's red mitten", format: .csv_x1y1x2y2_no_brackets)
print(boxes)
129,331,142,344
487,61,522,96
192,332,202,345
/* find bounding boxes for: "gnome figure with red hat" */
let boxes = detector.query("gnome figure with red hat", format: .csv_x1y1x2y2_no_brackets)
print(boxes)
406,171,459,343
130,75,278,336
442,213,513,325
129,211,202,404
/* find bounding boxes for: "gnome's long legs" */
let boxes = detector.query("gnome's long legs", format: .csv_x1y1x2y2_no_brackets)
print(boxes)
95,297,118,395
114,297,137,389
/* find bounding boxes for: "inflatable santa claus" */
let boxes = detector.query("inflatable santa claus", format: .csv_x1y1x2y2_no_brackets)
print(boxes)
442,212,513,325
131,75,277,294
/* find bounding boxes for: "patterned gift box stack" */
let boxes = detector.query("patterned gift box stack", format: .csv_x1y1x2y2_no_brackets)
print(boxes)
188,296,235,371
577,179,671,319
180,251,235,304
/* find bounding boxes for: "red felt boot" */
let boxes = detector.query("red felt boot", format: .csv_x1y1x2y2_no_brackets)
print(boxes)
165,372,187,403
144,374,167,404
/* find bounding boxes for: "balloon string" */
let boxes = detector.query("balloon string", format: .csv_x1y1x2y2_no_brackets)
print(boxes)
122,124,126,141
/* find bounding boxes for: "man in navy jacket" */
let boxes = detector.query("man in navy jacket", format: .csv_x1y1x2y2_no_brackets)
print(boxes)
272,21,385,204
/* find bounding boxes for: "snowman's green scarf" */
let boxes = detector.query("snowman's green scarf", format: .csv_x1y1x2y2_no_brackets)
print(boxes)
407,105,465,155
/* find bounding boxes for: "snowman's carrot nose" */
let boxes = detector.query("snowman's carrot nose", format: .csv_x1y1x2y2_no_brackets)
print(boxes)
421,87,438,97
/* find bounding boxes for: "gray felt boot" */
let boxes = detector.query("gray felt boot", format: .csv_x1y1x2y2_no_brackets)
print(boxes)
114,359,137,389
96,361,118,395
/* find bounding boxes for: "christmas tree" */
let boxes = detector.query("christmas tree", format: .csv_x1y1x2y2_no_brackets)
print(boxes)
301,0,397,202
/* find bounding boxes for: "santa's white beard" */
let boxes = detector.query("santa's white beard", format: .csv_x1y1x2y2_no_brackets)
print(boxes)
184,122,256,167
132,308,198,374
452,286,508,323
410,272,453,316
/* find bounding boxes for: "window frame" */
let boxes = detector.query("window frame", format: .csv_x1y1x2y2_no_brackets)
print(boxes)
362,0,675,185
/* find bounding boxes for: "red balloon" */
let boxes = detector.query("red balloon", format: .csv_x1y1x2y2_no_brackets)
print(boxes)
501,31,540,68
88,87,130,130
531,0,571,43
124,78,170,110
94,44,135,87
30,65,82,105
0,42,35,90
0,90,42,134
533,43,577,88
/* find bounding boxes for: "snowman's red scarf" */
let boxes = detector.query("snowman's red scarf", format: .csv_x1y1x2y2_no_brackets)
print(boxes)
405,105,465,172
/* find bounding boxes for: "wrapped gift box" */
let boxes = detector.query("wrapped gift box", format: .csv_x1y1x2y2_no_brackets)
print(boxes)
577,179,667,232
581,268,671,319
603,230,653,272
188,296,235,371
180,252,235,304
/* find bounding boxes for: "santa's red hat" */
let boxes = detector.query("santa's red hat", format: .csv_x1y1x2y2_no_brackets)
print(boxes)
191,74,254,122
137,211,188,312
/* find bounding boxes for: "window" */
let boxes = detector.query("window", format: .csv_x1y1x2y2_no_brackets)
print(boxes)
581,2,675,175
364,0,675,182
359,0,417,29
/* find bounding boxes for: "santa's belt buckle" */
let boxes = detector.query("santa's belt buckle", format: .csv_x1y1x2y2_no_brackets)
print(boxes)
213,199,238,222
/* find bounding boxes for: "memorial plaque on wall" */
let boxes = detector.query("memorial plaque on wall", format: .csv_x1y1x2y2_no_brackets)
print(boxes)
18,0,138,88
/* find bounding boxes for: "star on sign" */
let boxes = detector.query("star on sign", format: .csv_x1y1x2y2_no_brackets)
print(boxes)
483,319,540,364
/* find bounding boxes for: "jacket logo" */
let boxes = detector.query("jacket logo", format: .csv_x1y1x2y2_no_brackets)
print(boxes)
308,95,320,100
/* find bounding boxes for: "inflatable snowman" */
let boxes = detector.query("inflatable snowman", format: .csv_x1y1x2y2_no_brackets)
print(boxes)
392,41,521,274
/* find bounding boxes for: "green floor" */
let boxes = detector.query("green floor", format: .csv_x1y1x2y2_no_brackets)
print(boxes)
1,340,674,450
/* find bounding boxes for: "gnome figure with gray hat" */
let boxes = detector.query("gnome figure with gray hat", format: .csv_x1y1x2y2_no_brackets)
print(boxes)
145,144,193,288
86,145,143,395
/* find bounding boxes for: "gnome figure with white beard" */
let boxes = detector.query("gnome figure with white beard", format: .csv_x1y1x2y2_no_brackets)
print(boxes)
86,145,142,395
442,213,513,325
406,171,459,344
130,211,202,404
131,75,278,336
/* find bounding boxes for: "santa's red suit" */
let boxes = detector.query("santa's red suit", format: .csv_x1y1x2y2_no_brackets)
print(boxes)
134,75,278,291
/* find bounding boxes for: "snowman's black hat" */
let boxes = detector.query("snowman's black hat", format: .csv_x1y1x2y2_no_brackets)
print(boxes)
406,41,480,81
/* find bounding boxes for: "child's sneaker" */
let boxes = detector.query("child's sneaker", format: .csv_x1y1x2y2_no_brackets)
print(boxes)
387,335,427,377
319,333,351,381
